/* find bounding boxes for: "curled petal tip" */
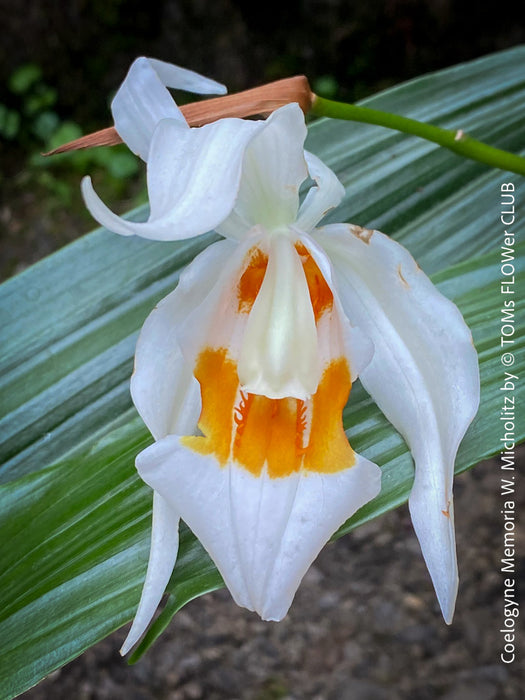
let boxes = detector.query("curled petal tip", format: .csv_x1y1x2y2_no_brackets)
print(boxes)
80,175,136,237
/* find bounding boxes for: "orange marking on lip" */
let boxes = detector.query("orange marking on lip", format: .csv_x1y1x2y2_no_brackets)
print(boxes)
182,347,238,465
302,357,355,474
182,347,355,478
237,242,334,322
295,242,333,322
237,247,269,313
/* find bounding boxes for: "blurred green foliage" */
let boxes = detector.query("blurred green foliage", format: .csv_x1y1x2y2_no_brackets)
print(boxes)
311,75,339,100
1,62,142,211
2,63,58,145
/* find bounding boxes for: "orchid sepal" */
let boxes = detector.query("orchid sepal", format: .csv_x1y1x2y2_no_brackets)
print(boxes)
312,223,480,622
112,57,226,161
120,492,180,656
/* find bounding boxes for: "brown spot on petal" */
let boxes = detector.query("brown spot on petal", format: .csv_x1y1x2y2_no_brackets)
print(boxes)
349,225,374,244
397,264,409,288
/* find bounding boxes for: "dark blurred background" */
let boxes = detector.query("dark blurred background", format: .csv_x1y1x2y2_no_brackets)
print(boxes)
2,0,525,123
1,0,524,278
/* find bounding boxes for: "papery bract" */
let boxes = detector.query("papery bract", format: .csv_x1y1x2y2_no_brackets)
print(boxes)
81,58,480,654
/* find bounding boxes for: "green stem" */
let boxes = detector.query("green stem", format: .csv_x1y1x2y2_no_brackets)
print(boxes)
311,96,525,176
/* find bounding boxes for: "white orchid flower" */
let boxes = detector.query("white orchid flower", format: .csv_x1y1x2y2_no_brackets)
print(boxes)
81,58,479,654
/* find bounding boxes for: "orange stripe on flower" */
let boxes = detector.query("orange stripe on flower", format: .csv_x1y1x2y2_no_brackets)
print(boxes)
181,347,355,478
294,242,333,322
237,248,269,313
184,347,238,465
237,243,333,322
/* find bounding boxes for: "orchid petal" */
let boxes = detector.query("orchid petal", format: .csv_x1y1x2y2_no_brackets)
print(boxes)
295,151,345,232
212,206,253,242
146,118,260,230
314,224,480,622
81,117,263,241
216,103,308,238
131,239,237,439
112,57,226,161
146,58,227,95
136,437,381,621
120,492,179,655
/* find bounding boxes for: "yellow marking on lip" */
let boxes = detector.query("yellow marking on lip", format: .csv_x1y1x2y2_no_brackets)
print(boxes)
182,347,355,478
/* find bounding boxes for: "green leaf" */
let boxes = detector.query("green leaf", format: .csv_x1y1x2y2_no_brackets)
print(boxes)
0,47,524,696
